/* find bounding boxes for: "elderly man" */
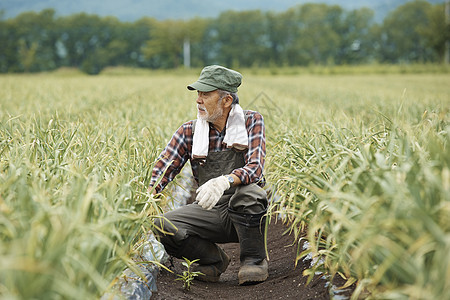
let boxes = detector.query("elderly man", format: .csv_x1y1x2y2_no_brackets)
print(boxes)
151,65,268,285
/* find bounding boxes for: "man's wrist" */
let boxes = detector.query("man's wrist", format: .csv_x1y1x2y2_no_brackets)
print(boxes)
224,175,234,188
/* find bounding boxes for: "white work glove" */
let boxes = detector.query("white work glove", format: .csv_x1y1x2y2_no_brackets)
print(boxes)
196,175,230,210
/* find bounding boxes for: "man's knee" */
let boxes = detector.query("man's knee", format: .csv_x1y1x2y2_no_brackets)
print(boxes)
229,184,268,214
152,214,185,256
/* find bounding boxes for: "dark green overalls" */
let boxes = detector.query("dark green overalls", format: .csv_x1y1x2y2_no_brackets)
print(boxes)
153,147,268,282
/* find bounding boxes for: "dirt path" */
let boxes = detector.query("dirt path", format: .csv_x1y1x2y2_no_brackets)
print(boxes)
151,219,352,299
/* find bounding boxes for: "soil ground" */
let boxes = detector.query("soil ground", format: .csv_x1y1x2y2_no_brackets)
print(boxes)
151,218,354,300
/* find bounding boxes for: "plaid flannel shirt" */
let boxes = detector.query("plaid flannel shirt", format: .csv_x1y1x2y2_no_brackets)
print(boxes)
149,110,265,194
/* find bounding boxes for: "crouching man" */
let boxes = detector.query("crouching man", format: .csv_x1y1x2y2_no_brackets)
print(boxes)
150,65,268,285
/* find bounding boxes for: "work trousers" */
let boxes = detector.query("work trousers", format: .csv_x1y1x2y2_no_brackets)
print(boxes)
153,183,267,257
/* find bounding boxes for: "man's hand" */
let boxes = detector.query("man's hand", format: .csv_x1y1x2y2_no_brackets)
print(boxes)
196,175,230,210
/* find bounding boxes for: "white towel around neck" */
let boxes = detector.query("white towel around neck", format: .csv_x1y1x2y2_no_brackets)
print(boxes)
192,104,248,159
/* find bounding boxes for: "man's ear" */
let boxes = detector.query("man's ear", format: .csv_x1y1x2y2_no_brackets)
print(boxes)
223,94,233,108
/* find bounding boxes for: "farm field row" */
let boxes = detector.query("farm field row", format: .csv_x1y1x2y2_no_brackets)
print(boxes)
0,71,448,299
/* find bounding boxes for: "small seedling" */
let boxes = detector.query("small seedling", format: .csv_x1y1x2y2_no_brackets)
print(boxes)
175,257,203,291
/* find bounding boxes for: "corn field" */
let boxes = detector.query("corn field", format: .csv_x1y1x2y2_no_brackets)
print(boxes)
0,68,449,299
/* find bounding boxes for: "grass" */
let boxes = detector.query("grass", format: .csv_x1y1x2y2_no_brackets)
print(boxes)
264,74,449,299
0,74,190,299
0,69,449,299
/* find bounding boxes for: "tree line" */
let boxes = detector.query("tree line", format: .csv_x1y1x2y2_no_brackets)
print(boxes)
0,0,448,74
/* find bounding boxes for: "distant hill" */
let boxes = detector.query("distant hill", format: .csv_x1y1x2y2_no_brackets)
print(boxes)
0,0,445,23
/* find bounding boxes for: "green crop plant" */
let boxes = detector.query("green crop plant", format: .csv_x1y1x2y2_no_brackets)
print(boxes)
266,75,449,299
0,74,192,299
1,70,448,299
175,258,203,291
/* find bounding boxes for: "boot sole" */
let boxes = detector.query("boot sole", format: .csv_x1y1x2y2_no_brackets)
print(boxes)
238,273,268,285
238,259,268,285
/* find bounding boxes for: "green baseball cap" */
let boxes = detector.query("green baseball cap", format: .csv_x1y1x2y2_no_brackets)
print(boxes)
187,65,242,93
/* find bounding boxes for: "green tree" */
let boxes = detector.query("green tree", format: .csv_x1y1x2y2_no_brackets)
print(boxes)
265,9,298,66
143,17,209,68
57,14,130,74
0,18,18,72
124,17,155,68
281,4,344,66
10,9,58,72
299,4,343,65
142,19,186,68
85,17,130,71
206,10,269,68
421,3,449,63
18,40,38,72
336,7,375,64
379,0,437,63
185,17,211,68
2,1,448,73
57,13,103,69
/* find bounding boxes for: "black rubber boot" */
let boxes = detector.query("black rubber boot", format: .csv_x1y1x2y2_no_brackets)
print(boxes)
176,236,230,283
229,209,268,285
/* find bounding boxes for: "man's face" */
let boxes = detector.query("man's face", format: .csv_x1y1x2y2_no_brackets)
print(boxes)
196,90,223,123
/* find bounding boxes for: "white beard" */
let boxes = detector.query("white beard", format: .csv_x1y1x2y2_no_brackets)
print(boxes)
198,102,223,123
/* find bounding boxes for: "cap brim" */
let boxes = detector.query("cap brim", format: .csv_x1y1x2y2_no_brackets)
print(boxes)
187,81,217,92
